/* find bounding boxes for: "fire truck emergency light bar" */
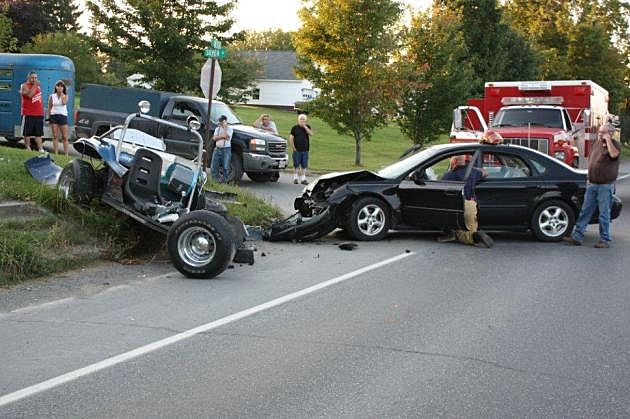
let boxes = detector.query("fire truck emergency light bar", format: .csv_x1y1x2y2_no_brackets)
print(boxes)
519,81,552,91
501,96,564,105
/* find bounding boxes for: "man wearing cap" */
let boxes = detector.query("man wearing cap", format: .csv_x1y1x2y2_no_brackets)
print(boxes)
211,115,233,183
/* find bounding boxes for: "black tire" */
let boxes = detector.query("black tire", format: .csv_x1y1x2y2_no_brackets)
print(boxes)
57,159,96,205
346,196,391,241
247,172,274,182
229,151,243,182
167,210,236,279
530,199,575,242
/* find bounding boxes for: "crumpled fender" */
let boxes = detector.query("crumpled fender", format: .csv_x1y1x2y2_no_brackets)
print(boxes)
264,205,338,242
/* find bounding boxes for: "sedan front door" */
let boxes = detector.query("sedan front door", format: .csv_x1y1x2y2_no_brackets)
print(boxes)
397,151,479,230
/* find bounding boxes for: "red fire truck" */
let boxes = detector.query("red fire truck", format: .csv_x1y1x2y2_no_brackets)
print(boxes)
450,80,610,167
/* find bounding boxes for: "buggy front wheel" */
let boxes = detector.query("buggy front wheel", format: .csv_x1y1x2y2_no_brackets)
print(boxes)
167,210,236,279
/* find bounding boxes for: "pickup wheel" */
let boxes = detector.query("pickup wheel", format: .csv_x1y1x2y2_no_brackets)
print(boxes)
167,210,236,279
346,196,391,241
229,151,243,182
58,160,96,205
530,199,575,242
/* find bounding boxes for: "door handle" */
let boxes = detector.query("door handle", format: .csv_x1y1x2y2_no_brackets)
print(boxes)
445,190,460,196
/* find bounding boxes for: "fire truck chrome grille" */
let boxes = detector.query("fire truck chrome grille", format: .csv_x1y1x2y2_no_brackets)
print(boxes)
503,138,549,154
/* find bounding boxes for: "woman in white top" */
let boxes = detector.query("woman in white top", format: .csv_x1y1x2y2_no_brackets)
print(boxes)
47,80,69,156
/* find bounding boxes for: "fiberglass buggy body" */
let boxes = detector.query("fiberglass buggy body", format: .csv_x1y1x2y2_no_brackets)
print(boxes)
58,101,254,279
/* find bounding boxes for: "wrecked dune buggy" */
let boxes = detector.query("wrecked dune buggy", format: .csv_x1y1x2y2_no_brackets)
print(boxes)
58,101,254,279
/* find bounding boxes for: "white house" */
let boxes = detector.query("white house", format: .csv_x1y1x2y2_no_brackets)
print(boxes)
243,51,317,108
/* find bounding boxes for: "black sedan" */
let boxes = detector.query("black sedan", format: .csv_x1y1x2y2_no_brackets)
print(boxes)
266,143,622,242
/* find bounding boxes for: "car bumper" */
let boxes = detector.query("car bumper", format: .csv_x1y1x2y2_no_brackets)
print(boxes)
242,152,288,172
264,206,338,242
588,194,623,223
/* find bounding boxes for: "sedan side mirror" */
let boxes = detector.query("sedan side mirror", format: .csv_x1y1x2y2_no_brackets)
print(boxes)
410,169,426,184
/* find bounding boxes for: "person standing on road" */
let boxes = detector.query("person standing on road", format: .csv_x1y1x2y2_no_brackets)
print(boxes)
253,113,278,135
47,80,70,156
20,71,45,152
564,122,621,248
211,115,233,183
436,154,493,248
289,114,313,185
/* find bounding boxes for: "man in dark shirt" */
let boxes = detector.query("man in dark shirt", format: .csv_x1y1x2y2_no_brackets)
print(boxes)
289,114,313,185
564,122,621,248
438,155,493,248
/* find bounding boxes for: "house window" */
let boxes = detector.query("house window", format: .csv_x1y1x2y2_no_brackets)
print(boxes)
252,88,260,100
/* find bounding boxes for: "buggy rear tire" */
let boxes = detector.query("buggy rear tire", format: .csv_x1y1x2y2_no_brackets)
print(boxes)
57,159,96,205
167,210,236,279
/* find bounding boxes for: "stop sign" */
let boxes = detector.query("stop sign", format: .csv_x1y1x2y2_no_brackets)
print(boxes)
200,59,222,99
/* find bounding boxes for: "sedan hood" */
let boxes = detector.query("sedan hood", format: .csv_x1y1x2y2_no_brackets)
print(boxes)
314,169,383,184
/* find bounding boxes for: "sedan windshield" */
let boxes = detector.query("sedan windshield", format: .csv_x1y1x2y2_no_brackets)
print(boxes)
492,108,564,129
377,147,442,179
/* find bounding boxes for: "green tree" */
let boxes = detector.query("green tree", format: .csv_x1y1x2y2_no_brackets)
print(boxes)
86,0,237,92
0,11,17,52
4,0,52,47
295,0,401,166
503,0,573,79
42,0,82,32
230,29,295,51
567,20,627,106
439,0,539,95
22,32,102,88
395,8,475,146
505,0,629,107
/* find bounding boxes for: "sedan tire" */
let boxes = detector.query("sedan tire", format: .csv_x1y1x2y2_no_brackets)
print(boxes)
346,196,391,241
167,210,236,279
531,199,575,242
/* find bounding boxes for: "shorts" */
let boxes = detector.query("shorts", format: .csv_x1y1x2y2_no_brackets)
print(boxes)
50,114,68,126
292,151,309,169
23,115,44,137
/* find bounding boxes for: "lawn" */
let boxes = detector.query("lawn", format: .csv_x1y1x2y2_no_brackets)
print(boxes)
232,104,446,172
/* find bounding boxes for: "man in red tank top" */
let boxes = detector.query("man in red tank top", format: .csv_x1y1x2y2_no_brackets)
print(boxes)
20,71,44,152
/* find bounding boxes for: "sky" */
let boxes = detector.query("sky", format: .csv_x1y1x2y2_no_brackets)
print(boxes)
80,0,432,33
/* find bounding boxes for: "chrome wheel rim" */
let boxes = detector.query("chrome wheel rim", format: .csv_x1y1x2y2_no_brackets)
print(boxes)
177,227,216,267
538,206,569,237
58,172,73,200
356,204,385,237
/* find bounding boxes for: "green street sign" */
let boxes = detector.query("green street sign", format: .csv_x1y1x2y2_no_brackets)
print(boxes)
203,48,227,59
210,38,222,49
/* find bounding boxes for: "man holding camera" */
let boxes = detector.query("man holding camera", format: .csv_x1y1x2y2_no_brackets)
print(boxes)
20,71,44,152
564,122,621,248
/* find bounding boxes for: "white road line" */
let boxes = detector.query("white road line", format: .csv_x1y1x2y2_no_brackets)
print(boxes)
0,251,414,408
617,173,630,180
10,297,76,314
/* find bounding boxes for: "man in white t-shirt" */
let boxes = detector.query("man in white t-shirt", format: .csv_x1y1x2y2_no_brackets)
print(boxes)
211,115,233,183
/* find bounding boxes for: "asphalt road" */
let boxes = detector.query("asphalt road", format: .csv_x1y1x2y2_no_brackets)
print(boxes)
2,140,630,416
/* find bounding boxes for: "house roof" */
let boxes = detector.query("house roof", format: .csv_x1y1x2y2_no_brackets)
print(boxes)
244,51,298,80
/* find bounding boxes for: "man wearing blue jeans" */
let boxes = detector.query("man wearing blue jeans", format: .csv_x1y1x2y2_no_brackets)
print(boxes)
565,123,621,248
211,115,233,183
